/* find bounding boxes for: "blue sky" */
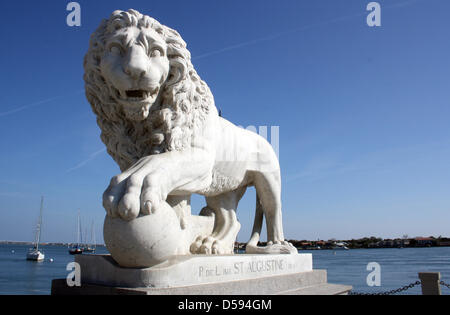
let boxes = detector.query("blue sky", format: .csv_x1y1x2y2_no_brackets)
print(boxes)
0,0,449,243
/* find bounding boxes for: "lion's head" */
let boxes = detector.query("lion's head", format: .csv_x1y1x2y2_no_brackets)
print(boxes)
84,9,216,171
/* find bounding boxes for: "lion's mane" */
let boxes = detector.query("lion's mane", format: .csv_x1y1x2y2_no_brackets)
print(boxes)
84,9,216,171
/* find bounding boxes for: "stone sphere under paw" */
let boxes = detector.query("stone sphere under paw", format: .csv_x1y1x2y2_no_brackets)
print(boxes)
104,201,185,268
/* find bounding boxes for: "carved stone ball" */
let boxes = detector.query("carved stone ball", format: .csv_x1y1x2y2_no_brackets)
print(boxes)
104,201,184,268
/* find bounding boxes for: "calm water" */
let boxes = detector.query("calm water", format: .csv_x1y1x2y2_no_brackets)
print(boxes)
303,247,450,295
0,244,449,295
0,244,109,295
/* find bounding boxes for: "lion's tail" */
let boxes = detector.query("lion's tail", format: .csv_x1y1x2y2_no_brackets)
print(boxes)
246,194,264,250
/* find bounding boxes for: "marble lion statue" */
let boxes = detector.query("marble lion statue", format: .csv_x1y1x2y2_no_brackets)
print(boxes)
84,9,296,259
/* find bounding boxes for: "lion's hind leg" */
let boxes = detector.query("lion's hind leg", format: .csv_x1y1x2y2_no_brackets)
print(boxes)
190,188,245,255
246,172,297,254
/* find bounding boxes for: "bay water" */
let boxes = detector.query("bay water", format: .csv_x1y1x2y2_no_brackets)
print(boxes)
0,244,449,295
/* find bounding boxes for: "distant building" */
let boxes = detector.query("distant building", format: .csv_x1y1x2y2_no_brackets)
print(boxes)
415,237,434,246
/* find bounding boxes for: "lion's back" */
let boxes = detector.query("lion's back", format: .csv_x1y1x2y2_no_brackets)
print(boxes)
198,118,280,196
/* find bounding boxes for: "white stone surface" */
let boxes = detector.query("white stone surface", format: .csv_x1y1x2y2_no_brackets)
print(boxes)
103,204,214,268
84,9,296,268
76,254,313,289
52,270,354,295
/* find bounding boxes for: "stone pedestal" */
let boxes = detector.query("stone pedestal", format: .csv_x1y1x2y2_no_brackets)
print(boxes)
51,254,352,295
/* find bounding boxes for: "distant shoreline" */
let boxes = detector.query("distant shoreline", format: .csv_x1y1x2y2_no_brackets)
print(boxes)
236,236,450,251
3,236,450,251
0,241,106,247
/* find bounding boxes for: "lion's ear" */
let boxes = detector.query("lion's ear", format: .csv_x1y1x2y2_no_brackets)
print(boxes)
166,58,186,86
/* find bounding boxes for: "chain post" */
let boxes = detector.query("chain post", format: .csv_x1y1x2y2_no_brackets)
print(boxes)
419,272,441,295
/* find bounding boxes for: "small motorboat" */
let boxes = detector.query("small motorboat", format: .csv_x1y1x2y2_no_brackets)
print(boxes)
83,247,95,253
334,242,350,250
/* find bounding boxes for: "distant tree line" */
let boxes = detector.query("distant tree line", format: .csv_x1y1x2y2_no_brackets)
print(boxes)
235,236,450,250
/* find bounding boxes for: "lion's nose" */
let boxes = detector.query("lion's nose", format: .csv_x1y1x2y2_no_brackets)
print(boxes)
124,62,147,79
123,47,147,79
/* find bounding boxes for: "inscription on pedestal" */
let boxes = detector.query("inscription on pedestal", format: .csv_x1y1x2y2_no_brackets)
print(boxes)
76,254,312,289
198,257,296,279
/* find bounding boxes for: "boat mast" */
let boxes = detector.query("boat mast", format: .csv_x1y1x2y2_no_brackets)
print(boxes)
76,209,81,247
90,221,94,249
79,213,83,247
35,196,44,251
93,222,96,250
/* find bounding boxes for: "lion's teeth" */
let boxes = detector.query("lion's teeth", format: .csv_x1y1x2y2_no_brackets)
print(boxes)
115,88,158,102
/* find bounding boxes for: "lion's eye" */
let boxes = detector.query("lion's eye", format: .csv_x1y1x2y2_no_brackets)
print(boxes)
150,48,163,58
109,44,122,56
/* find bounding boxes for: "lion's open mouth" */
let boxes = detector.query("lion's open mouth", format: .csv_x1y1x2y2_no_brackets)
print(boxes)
110,85,160,104
124,87,159,102
126,90,146,98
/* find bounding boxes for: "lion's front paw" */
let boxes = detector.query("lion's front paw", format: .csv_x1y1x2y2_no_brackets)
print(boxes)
103,163,167,221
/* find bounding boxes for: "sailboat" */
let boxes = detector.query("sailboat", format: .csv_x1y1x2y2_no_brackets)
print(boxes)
84,221,96,253
26,197,45,261
69,210,83,255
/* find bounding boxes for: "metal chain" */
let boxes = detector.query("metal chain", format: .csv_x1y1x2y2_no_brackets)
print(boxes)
349,281,421,295
440,280,450,290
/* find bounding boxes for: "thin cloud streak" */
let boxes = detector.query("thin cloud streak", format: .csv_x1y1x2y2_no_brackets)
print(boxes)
286,140,450,184
0,90,84,118
192,0,422,61
65,148,107,174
